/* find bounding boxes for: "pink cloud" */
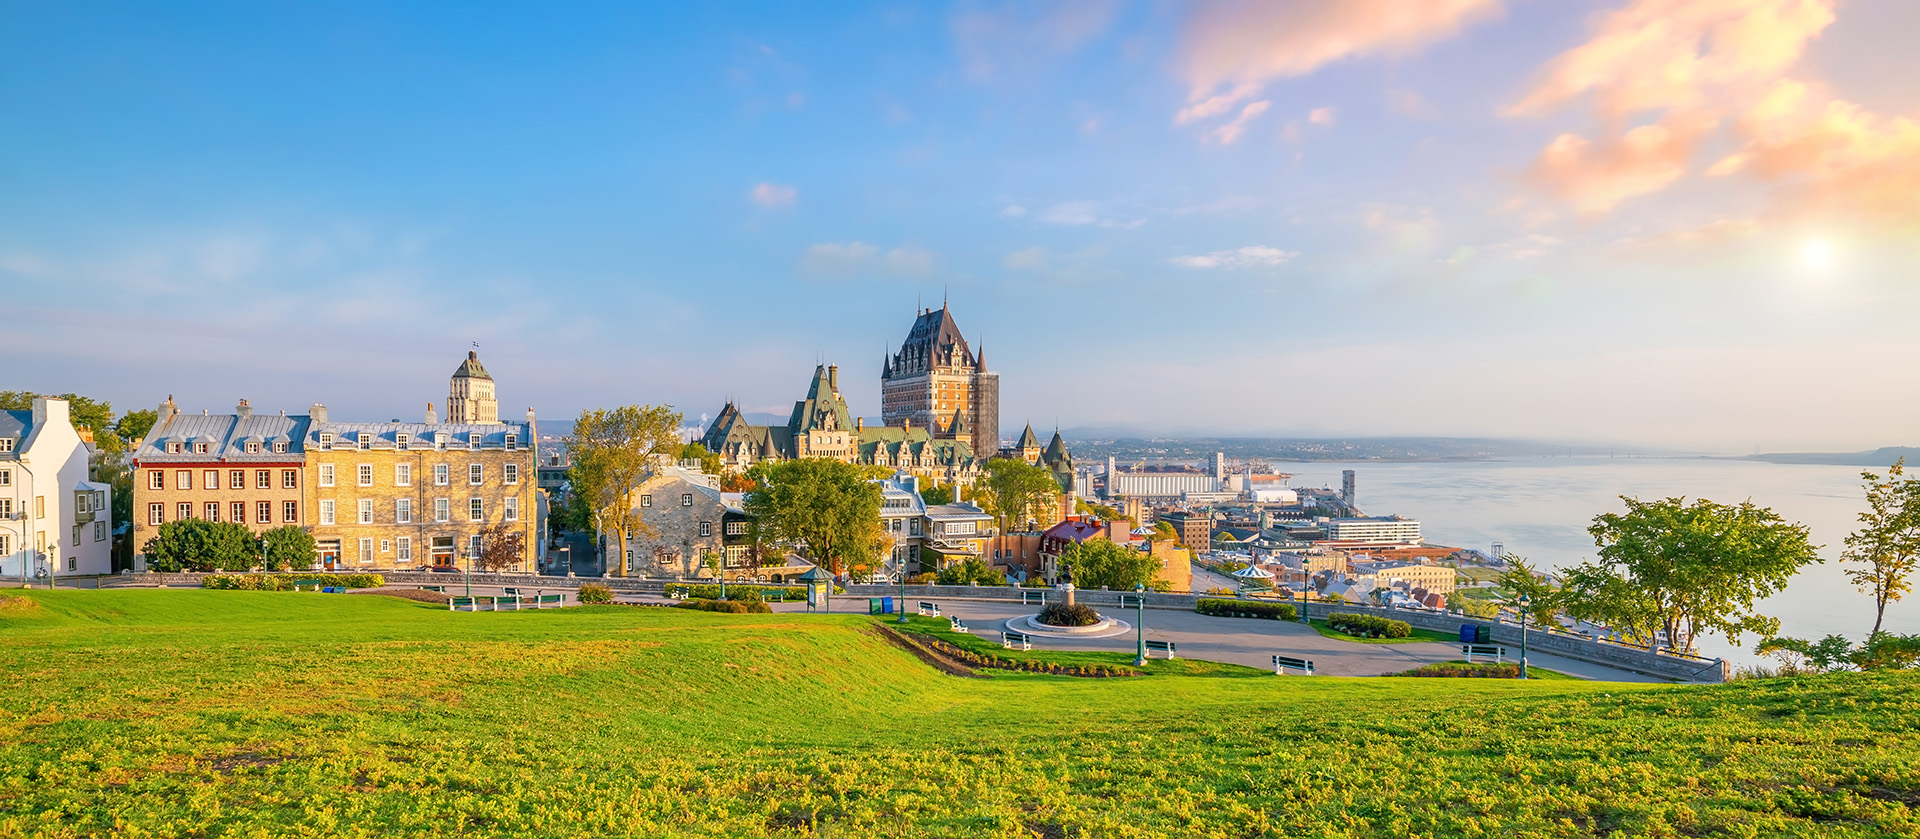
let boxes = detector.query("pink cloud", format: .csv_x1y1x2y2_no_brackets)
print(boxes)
749,183,797,208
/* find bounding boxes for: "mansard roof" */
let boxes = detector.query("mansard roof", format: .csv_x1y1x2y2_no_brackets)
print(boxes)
888,303,975,377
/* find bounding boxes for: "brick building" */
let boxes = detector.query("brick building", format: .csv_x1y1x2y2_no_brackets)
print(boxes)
131,398,310,556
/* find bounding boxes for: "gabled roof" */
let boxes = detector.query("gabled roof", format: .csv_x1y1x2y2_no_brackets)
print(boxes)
452,351,492,380
788,365,855,435
1016,424,1040,450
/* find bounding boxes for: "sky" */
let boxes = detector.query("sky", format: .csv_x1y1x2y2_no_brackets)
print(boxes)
3,0,1917,452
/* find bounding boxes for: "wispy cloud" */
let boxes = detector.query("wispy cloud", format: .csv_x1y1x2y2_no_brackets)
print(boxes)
1168,246,1297,269
749,182,797,208
1207,100,1271,145
1035,200,1144,228
800,242,936,278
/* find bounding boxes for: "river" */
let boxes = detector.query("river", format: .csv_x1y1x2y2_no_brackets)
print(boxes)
1274,456,1900,665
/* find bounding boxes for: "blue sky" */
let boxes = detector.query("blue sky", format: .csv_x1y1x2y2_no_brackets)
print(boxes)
4,1,1917,450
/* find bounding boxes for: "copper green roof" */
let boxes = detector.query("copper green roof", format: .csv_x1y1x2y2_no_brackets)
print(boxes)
452,351,492,380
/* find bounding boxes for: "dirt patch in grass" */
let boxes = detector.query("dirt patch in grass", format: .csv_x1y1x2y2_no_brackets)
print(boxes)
351,587,451,605
871,625,984,678
208,750,286,773
0,594,39,614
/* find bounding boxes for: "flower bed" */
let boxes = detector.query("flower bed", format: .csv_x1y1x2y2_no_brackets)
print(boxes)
1036,602,1102,627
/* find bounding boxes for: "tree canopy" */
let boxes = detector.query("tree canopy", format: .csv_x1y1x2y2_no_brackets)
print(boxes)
934,557,1007,586
1059,538,1159,591
1841,458,1920,636
142,519,258,572
741,458,885,576
1563,496,1821,653
976,458,1061,533
1496,555,1559,615
259,525,316,572
568,405,682,576
678,442,724,475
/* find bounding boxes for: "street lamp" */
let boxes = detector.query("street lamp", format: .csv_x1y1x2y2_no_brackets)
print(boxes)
896,553,908,624
461,546,472,598
1517,593,1532,680
1133,582,1146,666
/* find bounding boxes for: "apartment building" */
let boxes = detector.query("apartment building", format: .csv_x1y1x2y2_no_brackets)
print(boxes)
131,398,306,561
2,397,113,579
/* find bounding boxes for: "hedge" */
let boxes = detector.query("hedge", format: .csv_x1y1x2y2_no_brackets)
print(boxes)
1196,598,1297,621
202,574,385,591
1327,611,1412,638
674,598,773,614
576,583,613,604
1395,661,1521,678
1036,602,1103,627
904,632,1135,678
665,583,828,601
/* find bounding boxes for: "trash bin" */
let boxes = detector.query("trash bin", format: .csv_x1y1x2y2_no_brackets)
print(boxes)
1475,625,1492,644
881,596,894,616
869,598,884,615
1459,624,1477,644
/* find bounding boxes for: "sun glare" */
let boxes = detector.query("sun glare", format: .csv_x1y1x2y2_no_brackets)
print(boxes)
1798,238,1834,273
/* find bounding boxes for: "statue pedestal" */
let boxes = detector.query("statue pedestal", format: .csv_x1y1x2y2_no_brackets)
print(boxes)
1055,582,1076,608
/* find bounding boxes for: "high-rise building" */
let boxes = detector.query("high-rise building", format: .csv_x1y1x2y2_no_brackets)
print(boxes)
1341,469,1356,508
448,351,500,424
881,303,999,454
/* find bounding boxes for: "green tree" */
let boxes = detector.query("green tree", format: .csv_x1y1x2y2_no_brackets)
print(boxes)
1059,538,1158,590
1567,496,1821,654
742,458,885,575
976,458,1061,535
935,557,1008,586
142,519,259,572
114,408,158,446
569,405,683,576
678,442,724,475
1759,632,1920,672
1841,459,1920,636
920,482,953,505
259,525,316,572
1496,555,1559,615
1447,591,1500,619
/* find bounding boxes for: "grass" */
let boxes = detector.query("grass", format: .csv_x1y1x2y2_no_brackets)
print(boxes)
1,589,1917,838
1305,618,1461,645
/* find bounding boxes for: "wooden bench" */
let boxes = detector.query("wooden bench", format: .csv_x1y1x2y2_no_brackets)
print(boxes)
502,587,522,597
291,579,321,592
449,596,482,612
1021,590,1046,605
535,594,564,609
1272,654,1315,676
669,590,689,601
1118,593,1146,608
1001,631,1032,651
1144,639,1177,659
1462,644,1508,663
917,601,940,617
419,585,445,593
948,615,970,634
494,595,522,611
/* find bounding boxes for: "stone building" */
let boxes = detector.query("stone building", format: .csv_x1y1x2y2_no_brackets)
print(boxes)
881,303,999,453
447,350,500,424
702,364,983,484
1156,510,1213,554
131,398,308,556
3,397,114,579
619,465,753,578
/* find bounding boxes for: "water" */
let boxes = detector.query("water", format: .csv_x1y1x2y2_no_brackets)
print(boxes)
1276,457,1900,665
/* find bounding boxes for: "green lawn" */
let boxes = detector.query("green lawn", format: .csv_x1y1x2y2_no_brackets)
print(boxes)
2,589,1917,838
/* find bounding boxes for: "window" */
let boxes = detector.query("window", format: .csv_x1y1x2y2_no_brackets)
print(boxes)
0,438,11,453
167,442,182,454
72,524,80,546
396,537,412,563
504,497,518,522
273,441,288,454
245,441,261,454
357,464,373,487
257,501,271,524
283,501,298,523
318,433,333,450
358,499,373,525
725,521,748,536
319,464,335,487
503,463,518,484
0,499,8,518
231,501,245,523
177,502,192,521
67,556,75,572
435,432,448,450
434,464,449,485
469,434,482,451
504,433,517,451
282,470,298,489
396,433,410,450
395,464,411,486
396,498,412,524
699,521,711,537
35,496,44,517
435,498,450,522
0,469,11,487
0,535,8,555
380,539,390,553
256,469,271,489
469,534,482,557
468,464,482,485
681,493,693,507
75,493,89,514
194,442,209,454
203,470,218,490
358,434,371,451
319,500,336,526
149,503,164,525
176,470,192,490
231,470,245,490
359,538,373,563
641,494,651,508
469,498,483,522
205,502,220,521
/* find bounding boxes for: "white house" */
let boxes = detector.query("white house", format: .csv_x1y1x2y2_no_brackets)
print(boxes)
0,397,113,581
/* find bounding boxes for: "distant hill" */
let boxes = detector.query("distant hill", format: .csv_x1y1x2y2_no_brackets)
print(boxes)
1746,447,1920,467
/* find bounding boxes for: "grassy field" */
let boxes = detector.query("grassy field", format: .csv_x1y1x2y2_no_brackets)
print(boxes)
2,590,1917,838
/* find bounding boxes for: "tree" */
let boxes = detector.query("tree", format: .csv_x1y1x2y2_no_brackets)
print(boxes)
1496,555,1559,615
568,405,683,576
720,472,758,493
259,525,316,572
1059,538,1158,590
114,408,158,446
976,458,1062,535
678,442,724,475
935,557,1008,586
142,519,258,572
475,522,527,572
1566,496,1821,654
1759,632,1920,672
920,483,953,505
1841,459,1920,636
741,458,885,575
1447,591,1499,620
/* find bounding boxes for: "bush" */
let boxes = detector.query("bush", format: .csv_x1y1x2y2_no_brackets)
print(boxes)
665,584,812,601
906,572,938,585
1196,598,1296,621
143,519,259,572
201,573,385,591
576,583,613,604
674,598,772,614
1036,602,1102,627
1395,661,1520,678
1327,612,1412,638
934,558,1009,587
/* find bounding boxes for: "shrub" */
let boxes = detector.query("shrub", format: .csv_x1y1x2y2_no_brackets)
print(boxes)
934,558,1009,587
143,519,259,572
1395,661,1520,678
674,598,771,614
201,573,384,591
1196,598,1296,621
576,583,613,604
907,572,938,585
259,526,316,572
1327,612,1412,638
1036,602,1102,627
665,584,812,601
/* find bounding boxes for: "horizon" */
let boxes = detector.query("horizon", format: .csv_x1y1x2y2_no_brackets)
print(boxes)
6,2,1917,452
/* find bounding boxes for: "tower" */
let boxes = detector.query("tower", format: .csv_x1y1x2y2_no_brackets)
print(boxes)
448,350,500,424
1341,469,1356,509
880,303,998,454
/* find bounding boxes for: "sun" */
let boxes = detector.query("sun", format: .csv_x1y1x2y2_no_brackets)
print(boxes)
1799,238,1834,273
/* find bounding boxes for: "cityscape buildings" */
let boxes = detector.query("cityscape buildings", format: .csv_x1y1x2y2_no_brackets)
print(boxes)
0,397,113,580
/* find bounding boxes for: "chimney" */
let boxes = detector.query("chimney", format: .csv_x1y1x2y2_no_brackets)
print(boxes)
425,402,438,424
827,364,838,393
309,403,328,423
236,399,252,418
855,417,864,431
157,396,177,426
469,350,478,361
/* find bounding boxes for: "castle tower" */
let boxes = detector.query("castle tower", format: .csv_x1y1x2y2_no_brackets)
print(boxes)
880,302,998,453
1016,423,1042,465
448,350,500,424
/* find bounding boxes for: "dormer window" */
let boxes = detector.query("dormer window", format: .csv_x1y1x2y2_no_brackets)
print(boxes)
0,438,12,453
166,442,182,454
318,433,334,450
194,442,209,454
358,433,372,451
469,434,482,451
396,433,410,450
435,432,448,450
245,442,262,454
504,433,517,451
273,441,288,454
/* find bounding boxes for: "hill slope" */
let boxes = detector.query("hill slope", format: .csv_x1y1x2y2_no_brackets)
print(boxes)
1,590,1915,837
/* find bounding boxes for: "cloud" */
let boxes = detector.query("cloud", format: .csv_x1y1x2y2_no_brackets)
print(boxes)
999,205,1029,218
800,242,936,278
1035,200,1145,228
1167,246,1298,269
951,0,1121,81
1308,107,1336,126
1207,100,1271,144
1175,0,1502,134
750,182,797,208
1525,112,1716,215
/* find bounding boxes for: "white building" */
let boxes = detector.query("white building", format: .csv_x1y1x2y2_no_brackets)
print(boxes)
1324,516,1422,544
1,397,113,581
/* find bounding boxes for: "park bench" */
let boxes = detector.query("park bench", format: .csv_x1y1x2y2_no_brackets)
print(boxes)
1272,654,1315,676
917,601,940,617
1001,630,1032,651
494,595,522,611
1118,593,1145,609
449,596,481,612
291,579,321,592
1144,639,1177,659
535,594,564,609
419,585,445,593
502,587,522,597
948,615,970,634
669,590,689,600
1462,644,1508,663
1021,590,1046,605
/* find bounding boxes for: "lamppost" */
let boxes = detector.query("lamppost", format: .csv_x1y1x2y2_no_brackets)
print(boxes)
896,553,908,624
1517,593,1531,680
461,546,473,598
1133,582,1147,666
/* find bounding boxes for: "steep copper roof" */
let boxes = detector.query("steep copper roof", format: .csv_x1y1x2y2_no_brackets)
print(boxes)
452,350,492,380
887,304,975,377
1016,424,1040,450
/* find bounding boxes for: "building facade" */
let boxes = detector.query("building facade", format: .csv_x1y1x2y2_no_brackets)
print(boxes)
619,465,753,578
2,397,113,579
1324,516,1422,544
447,350,500,424
131,398,308,561
1156,510,1214,554
702,364,983,484
880,304,999,453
